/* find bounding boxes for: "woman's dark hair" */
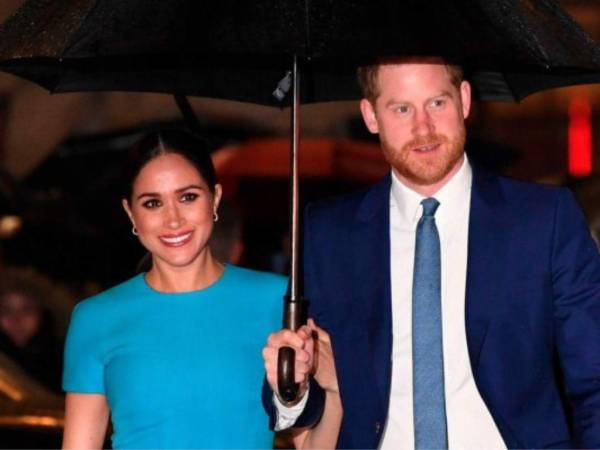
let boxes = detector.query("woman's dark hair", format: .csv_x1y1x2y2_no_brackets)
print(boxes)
123,129,217,202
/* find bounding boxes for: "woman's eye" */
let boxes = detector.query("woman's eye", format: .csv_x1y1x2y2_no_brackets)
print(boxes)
181,192,198,202
142,199,161,209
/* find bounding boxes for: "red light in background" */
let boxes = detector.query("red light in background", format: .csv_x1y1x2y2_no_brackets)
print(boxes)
568,97,592,177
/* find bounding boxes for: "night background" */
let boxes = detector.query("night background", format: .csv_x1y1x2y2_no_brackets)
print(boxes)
0,0,598,447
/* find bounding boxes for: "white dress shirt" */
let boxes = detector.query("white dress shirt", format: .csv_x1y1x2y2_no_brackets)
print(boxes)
381,156,505,449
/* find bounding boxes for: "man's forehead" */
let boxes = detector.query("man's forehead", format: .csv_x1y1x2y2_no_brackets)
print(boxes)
376,64,456,93
374,63,461,105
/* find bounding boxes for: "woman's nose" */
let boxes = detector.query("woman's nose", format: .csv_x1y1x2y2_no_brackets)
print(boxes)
164,203,184,228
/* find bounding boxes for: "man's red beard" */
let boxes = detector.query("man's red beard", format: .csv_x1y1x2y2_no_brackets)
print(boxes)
381,127,466,187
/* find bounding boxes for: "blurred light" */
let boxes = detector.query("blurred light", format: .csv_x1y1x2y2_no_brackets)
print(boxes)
0,376,24,402
568,97,592,177
0,214,22,238
0,415,64,427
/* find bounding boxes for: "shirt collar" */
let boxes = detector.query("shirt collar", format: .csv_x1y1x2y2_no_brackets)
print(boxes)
390,155,472,224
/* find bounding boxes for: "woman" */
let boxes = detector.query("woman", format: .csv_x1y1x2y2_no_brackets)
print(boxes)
62,130,286,449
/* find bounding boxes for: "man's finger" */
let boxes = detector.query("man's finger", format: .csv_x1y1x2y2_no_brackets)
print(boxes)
295,360,312,374
297,325,312,340
307,318,331,344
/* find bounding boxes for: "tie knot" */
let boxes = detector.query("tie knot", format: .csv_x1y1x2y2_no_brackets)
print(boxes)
421,197,440,217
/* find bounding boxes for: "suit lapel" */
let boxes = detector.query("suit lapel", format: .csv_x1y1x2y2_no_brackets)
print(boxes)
351,176,393,415
465,169,514,373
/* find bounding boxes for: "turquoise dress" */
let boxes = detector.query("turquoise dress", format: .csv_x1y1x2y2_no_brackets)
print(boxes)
63,265,286,449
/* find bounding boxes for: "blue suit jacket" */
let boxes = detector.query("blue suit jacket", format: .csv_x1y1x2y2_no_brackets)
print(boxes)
298,169,600,449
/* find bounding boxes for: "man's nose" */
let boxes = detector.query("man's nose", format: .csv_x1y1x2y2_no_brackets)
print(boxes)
412,109,435,135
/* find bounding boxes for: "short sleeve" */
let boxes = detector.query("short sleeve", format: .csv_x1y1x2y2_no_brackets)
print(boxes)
62,302,106,394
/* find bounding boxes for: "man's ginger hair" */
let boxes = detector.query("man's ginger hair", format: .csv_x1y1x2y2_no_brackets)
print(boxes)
357,57,464,104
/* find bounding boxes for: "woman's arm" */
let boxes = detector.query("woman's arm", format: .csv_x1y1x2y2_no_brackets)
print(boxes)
62,393,109,449
292,319,343,450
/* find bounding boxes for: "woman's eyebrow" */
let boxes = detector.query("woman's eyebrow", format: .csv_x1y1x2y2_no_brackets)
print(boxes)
135,185,204,201
136,192,160,201
175,184,204,194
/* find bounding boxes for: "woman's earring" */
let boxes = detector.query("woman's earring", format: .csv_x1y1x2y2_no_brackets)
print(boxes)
213,212,219,222
132,226,138,236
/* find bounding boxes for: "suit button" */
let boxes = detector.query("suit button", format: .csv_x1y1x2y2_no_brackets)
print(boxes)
375,422,381,434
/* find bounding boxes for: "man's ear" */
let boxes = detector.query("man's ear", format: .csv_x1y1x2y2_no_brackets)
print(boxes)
460,80,472,119
360,98,380,134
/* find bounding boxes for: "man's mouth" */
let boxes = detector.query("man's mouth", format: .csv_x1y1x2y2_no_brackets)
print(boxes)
412,142,440,153
159,231,193,247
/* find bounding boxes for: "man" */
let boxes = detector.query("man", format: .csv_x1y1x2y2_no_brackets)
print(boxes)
263,58,600,449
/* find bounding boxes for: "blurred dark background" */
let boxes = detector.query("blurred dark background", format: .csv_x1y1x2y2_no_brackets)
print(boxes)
0,0,598,446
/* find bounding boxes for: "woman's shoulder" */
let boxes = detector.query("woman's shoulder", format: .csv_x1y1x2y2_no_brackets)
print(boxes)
221,266,286,321
72,274,146,317
224,265,287,289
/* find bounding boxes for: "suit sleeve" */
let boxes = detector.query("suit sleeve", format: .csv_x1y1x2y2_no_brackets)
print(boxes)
262,377,325,429
552,189,600,447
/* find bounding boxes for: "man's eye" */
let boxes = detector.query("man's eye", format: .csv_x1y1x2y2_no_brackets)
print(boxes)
142,199,161,209
395,105,410,114
431,99,445,108
181,192,198,202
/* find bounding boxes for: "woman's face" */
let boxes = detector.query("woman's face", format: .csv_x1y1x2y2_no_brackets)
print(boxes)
122,152,222,270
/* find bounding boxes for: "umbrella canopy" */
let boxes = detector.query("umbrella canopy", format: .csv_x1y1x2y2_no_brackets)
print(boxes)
0,0,600,103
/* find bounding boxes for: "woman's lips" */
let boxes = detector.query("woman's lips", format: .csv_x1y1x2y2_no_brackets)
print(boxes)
159,231,193,247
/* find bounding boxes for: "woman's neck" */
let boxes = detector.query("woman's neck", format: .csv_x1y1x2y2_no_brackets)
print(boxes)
145,251,224,293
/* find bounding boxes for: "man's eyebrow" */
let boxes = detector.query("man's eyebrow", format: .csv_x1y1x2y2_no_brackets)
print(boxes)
383,89,454,108
433,90,453,98
424,90,455,103
384,98,407,108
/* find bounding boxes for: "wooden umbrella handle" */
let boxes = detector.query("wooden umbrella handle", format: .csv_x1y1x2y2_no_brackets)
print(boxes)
277,347,298,402
277,297,305,402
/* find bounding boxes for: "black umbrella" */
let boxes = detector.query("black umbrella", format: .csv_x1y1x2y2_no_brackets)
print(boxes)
1,0,600,401
1,0,600,103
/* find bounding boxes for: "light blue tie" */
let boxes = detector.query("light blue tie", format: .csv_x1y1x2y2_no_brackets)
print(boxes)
412,197,448,449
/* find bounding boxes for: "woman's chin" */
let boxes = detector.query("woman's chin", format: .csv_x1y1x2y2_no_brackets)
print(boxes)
153,247,209,269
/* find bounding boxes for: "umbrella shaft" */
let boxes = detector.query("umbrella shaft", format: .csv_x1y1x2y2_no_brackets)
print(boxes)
289,55,300,300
